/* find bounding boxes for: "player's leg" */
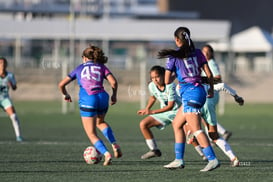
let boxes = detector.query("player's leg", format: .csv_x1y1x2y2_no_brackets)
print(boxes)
183,123,206,160
96,115,122,158
96,91,122,158
81,116,112,166
80,94,112,166
217,123,232,141
182,87,219,172
183,123,207,160
207,124,239,167
4,99,23,141
203,94,239,167
139,116,163,159
164,107,185,169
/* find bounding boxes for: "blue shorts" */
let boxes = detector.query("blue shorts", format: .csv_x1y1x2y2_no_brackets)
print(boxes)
179,83,207,113
79,91,109,117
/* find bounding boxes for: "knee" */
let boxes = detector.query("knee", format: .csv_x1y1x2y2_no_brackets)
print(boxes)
139,120,148,130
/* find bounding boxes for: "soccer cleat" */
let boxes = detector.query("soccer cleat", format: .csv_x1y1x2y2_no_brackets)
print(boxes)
222,131,232,141
141,149,161,159
164,159,185,169
16,136,23,142
103,152,112,166
231,157,240,167
200,158,220,172
112,144,122,158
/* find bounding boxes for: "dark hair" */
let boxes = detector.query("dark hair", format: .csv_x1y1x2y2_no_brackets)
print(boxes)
0,57,8,68
157,27,195,59
150,65,165,76
82,44,108,64
202,44,214,59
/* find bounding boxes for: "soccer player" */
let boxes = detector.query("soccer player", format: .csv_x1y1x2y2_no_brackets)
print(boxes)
0,57,23,142
137,65,181,159
199,44,243,167
158,27,220,172
58,45,122,166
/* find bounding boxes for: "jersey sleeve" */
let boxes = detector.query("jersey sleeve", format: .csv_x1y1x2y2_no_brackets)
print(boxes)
68,65,81,80
8,72,17,86
208,60,221,76
103,65,112,78
214,83,237,96
148,82,155,96
196,49,207,66
165,57,175,72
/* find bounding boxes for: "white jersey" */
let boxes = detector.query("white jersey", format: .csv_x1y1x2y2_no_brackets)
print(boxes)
0,72,16,100
148,82,181,111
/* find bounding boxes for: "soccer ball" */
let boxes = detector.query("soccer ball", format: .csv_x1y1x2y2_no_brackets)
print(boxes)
83,146,102,164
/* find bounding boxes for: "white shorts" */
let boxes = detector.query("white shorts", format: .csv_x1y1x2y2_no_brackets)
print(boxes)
150,110,177,130
0,98,13,110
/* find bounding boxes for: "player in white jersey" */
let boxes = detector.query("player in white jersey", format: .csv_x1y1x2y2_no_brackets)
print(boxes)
137,65,181,159
199,44,243,167
0,57,23,142
201,45,244,141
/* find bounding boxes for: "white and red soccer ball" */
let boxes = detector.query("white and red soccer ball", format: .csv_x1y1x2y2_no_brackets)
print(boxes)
83,146,102,164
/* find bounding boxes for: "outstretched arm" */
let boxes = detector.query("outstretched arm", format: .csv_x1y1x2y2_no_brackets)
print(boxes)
214,83,244,105
137,96,156,115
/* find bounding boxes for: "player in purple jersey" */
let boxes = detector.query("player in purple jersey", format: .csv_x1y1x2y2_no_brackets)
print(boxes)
59,45,122,166
158,27,220,172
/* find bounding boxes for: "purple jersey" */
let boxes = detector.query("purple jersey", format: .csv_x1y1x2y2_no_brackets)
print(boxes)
68,61,111,95
165,49,207,84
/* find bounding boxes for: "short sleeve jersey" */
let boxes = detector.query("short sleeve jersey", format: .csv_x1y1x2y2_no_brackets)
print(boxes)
148,82,181,111
0,72,16,100
201,58,220,77
68,61,111,96
165,49,207,84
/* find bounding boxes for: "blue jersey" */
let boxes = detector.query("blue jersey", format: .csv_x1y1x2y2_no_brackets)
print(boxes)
68,60,111,96
165,49,208,112
165,49,207,85
68,60,112,117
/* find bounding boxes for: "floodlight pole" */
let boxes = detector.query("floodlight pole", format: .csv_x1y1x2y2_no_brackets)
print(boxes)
137,45,147,109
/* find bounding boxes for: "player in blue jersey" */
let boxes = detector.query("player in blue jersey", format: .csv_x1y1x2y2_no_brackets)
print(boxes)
58,45,122,166
0,57,23,142
137,65,181,159
158,27,220,172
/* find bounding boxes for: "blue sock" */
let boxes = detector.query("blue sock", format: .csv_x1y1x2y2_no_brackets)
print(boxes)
94,140,107,155
102,127,116,144
202,146,216,160
175,143,185,160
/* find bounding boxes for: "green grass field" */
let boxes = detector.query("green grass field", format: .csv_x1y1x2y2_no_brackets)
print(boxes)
0,101,273,182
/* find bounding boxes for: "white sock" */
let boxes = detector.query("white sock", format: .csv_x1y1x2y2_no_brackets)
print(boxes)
215,138,236,161
217,123,226,135
146,139,157,150
10,113,21,137
194,145,204,157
